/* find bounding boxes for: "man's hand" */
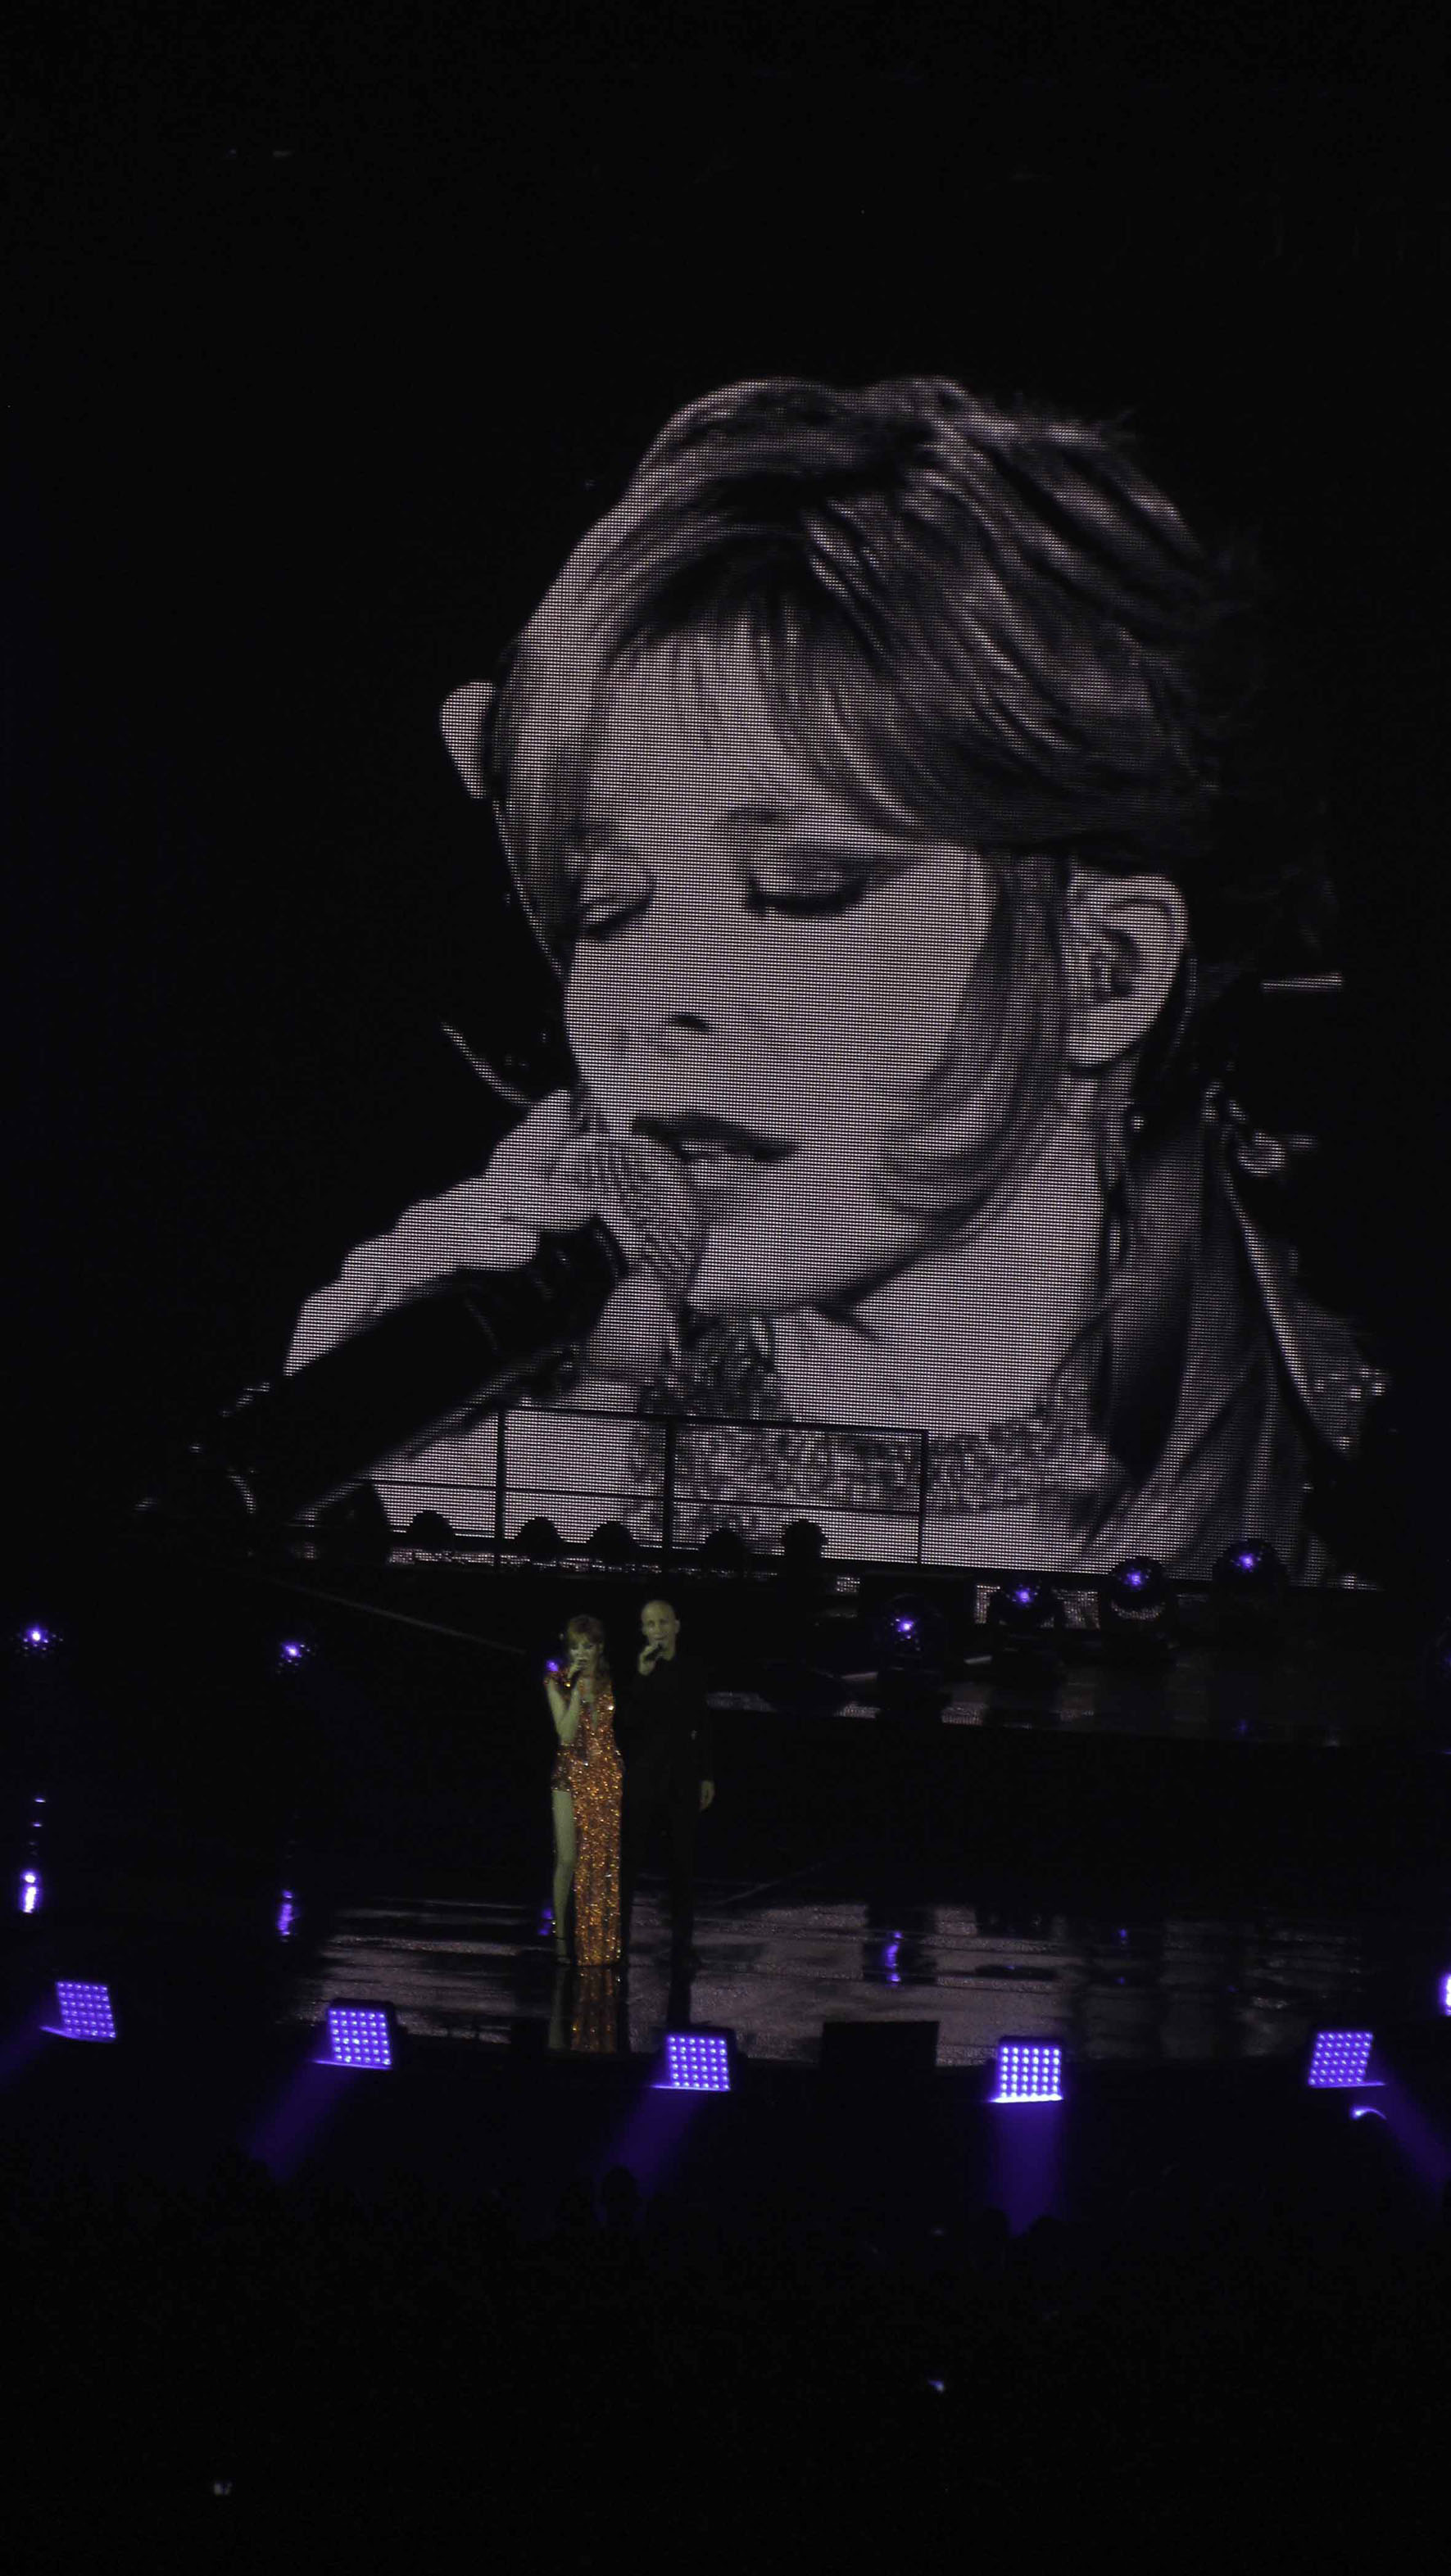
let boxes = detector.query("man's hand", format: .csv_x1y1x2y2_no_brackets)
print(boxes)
637,1642,662,1677
699,1780,714,1812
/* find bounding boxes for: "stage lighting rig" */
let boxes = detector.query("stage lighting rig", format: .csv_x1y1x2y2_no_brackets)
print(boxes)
1211,1541,1288,1648
515,1515,564,1561
698,1525,750,1573
985,1578,1066,1670
406,1509,457,1553
313,1480,392,1572
588,1518,642,1564
780,1519,826,1570
1099,1557,1178,1658
869,1593,950,1720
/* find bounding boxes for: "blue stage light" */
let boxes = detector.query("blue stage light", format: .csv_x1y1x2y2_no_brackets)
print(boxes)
871,1595,948,1667
278,1639,308,1670
20,1624,55,1654
985,1579,1065,1657
318,2002,395,2069
17,1867,40,1916
868,1595,950,1720
1212,1540,1289,1645
1100,1557,1178,1654
990,2040,1063,2103
47,1981,117,2041
1306,2030,1376,2089
655,2031,732,2092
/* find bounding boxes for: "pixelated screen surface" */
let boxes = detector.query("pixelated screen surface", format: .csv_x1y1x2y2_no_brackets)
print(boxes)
279,365,1390,1578
11,50,1437,1582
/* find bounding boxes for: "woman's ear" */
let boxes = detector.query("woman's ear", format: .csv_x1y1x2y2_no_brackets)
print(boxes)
438,681,495,799
1063,868,1190,1072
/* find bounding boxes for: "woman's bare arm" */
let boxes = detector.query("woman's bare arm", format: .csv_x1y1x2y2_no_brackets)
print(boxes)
544,1675,583,1745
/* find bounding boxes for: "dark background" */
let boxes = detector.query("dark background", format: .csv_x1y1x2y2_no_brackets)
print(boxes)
5,6,1448,1594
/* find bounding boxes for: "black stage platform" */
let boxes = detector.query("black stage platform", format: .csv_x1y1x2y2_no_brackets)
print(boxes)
7,1549,1448,2094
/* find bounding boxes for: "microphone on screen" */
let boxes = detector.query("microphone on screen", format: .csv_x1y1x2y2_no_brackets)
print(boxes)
138,1136,704,1533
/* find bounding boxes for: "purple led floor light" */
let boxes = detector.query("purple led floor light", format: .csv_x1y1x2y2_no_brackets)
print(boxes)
986,2039,1068,2235
44,1981,117,2041
655,2032,731,2092
1306,2030,1377,2089
990,2040,1063,2103
246,2003,396,2184
317,2003,394,2068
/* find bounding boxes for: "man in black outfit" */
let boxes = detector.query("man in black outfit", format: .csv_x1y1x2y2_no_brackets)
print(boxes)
617,1599,714,1971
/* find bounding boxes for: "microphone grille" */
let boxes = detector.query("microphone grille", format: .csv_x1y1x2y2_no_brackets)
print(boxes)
561,1136,705,1303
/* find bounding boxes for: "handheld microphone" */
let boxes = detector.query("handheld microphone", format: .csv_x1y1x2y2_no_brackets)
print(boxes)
143,1137,702,1532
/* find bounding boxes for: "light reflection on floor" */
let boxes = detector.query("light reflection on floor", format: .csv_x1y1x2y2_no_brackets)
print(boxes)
277,1875,1408,2068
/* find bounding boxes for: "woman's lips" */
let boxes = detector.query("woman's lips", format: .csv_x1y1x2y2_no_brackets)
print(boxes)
633,1097,799,1195
632,1111,798,1174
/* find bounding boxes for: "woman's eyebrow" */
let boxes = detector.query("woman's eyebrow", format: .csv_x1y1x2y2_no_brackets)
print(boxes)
571,802,805,849
721,802,923,853
720,800,829,840
570,800,924,853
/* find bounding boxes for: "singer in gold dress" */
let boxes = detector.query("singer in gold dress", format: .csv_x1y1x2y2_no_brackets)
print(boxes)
544,1614,622,1968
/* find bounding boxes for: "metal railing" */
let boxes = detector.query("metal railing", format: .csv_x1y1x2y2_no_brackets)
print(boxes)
363,1402,935,1566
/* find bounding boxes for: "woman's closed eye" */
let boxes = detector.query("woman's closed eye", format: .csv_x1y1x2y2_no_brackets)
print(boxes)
571,853,654,942
569,844,913,939
743,850,910,921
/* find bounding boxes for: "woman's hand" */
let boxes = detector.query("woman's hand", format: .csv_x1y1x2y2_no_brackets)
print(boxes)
284,1089,673,1386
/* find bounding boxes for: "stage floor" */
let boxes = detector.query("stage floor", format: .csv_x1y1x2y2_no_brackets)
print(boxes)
270,1849,1451,2071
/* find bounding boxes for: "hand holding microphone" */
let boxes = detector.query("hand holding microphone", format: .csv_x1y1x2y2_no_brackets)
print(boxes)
162,1095,708,1531
284,1089,701,1391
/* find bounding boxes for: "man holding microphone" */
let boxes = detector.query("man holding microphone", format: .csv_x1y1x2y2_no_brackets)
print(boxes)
617,1599,714,1972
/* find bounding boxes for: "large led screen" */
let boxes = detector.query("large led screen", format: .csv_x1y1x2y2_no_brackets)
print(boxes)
12,60,1435,1584
283,372,1386,1576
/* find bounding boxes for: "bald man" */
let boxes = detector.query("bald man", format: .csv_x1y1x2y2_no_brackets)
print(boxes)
615,1599,714,1970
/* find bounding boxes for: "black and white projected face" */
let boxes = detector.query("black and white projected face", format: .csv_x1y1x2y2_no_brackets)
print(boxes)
564,636,992,1318
286,374,1387,1582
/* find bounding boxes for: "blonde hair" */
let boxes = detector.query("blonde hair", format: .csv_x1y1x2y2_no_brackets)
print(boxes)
483,373,1304,1243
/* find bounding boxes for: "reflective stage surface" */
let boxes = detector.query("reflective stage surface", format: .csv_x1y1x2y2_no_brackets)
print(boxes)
277,1867,1451,2070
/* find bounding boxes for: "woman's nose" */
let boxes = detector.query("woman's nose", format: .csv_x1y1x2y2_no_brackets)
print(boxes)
619,896,731,1035
614,996,717,1060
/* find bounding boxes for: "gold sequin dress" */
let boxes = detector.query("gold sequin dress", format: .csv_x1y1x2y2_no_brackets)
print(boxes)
551,1678,622,1967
